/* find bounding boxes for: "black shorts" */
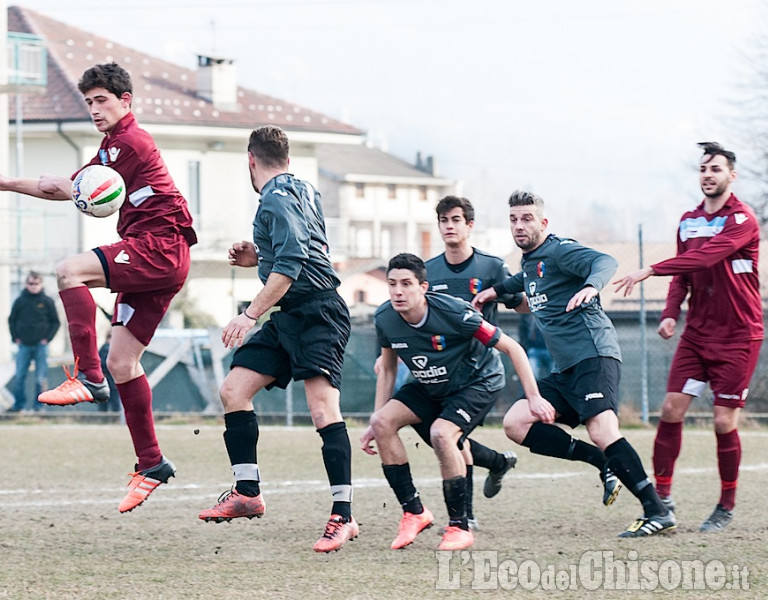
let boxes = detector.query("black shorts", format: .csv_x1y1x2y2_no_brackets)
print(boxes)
395,382,500,446
230,290,350,390
533,357,621,428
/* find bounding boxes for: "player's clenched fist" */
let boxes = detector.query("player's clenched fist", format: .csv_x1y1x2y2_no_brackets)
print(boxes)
228,240,259,267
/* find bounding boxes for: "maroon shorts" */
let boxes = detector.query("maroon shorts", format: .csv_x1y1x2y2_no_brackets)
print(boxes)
666,336,762,408
95,233,190,346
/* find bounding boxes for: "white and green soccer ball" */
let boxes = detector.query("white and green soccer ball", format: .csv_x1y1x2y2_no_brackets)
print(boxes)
71,164,126,218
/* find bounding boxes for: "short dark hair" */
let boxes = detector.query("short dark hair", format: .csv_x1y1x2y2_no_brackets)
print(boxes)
387,253,427,284
698,141,736,169
508,189,545,213
78,63,132,97
26,271,42,285
248,126,290,169
436,195,474,222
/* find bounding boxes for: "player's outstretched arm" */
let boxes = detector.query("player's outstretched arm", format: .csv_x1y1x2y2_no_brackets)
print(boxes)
0,173,71,201
228,240,259,268
493,333,555,423
613,266,654,297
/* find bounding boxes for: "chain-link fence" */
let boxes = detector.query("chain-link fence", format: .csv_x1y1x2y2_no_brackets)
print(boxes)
13,229,767,422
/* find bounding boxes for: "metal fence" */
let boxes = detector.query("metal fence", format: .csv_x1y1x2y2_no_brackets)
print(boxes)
8,308,768,421
8,228,768,421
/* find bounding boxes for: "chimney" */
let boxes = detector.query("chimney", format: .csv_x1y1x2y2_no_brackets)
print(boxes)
196,55,238,112
415,152,439,176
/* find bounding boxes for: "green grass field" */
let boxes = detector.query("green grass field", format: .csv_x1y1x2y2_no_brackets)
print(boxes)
0,422,766,599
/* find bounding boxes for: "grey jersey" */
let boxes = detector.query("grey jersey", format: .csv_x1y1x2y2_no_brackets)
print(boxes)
253,173,340,305
496,234,621,372
425,248,524,325
374,292,504,397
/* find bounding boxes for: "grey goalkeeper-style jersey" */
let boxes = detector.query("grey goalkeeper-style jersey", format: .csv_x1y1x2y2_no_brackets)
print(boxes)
494,234,621,372
253,173,340,306
374,292,504,398
425,248,524,325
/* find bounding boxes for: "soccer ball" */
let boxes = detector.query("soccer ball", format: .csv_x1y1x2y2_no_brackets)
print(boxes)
71,165,126,218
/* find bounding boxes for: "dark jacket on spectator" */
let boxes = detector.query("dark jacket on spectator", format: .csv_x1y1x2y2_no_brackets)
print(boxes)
9,289,60,345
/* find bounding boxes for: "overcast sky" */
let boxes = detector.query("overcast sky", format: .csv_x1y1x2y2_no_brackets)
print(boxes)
11,0,767,242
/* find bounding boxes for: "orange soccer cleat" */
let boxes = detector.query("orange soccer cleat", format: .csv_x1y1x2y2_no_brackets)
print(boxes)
119,456,176,513
38,359,109,406
198,490,266,522
313,515,360,553
390,508,435,550
437,525,474,551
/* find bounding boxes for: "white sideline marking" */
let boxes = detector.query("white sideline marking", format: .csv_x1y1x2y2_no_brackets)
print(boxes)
2,464,768,509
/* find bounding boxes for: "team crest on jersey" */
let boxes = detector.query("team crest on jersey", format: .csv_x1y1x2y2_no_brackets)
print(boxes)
537,261,546,278
431,335,446,351
99,147,120,164
469,278,482,295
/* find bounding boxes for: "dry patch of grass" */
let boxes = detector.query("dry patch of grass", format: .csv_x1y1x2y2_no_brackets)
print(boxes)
0,424,766,599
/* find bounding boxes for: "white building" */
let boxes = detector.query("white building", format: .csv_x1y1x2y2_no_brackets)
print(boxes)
317,144,455,263
1,6,457,361
0,1,9,367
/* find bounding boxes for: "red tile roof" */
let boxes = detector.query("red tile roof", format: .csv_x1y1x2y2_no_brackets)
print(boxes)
7,5,363,135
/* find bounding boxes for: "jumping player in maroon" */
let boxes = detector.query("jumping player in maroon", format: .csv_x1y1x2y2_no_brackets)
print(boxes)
614,142,763,533
0,63,197,513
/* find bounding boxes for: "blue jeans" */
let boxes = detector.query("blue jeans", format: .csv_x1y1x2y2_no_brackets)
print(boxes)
12,343,49,410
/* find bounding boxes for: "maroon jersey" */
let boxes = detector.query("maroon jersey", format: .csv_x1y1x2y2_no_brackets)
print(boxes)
77,112,197,246
653,194,763,343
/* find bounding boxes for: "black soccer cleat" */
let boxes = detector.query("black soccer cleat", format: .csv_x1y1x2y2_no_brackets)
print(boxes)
483,451,518,498
618,511,677,538
600,465,622,506
699,504,733,533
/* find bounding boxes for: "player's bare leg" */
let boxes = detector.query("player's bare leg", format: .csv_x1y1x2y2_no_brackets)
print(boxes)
431,419,474,551
504,399,620,505
38,251,110,406
371,401,435,549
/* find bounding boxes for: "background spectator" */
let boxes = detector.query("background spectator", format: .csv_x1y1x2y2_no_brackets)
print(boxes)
8,272,60,412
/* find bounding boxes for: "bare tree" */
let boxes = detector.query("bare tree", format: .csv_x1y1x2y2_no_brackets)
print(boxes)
730,5,768,226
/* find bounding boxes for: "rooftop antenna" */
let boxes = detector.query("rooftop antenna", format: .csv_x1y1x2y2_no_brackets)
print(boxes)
210,19,217,56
